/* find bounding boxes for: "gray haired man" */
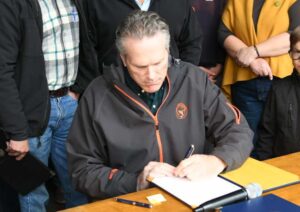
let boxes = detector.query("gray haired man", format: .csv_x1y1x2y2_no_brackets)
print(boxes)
67,11,253,199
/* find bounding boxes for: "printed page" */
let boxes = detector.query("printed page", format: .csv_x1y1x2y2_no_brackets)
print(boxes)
150,176,241,208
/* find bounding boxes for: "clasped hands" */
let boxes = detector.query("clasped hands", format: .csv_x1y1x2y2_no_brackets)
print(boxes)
136,154,226,191
235,46,273,80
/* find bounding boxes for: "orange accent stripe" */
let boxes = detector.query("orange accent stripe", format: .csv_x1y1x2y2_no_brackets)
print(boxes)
226,102,241,125
114,76,171,163
153,75,171,162
155,129,163,162
108,169,118,180
114,85,155,120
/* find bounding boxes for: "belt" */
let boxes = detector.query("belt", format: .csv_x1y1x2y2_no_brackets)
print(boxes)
49,87,69,97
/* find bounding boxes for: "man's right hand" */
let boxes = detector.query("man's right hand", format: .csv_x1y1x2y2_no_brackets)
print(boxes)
6,139,29,160
136,161,175,191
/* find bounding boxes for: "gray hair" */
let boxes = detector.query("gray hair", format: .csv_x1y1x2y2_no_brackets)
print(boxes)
116,10,170,55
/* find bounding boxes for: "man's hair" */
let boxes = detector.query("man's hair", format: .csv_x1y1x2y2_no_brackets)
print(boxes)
290,25,300,50
116,10,170,55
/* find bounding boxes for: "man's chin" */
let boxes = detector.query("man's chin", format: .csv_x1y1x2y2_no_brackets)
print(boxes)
143,85,161,93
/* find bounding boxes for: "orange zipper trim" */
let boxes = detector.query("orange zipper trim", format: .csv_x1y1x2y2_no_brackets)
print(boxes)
226,102,241,125
113,75,171,162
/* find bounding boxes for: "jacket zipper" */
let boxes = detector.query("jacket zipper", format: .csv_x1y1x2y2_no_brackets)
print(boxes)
288,103,293,128
113,75,171,162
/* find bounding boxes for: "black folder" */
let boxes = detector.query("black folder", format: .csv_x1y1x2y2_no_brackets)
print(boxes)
0,133,55,195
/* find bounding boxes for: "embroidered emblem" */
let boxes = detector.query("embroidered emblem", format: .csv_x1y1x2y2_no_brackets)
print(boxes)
176,103,188,119
274,0,281,7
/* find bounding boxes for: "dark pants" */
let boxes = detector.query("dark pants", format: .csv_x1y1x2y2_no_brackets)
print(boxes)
231,77,274,158
0,178,20,212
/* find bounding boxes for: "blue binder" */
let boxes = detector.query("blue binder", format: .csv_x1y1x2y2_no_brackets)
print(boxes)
221,194,300,212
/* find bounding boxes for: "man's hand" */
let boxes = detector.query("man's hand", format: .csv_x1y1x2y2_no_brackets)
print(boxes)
249,58,273,80
173,155,226,181
200,64,222,83
6,139,29,160
68,90,80,100
235,46,258,67
137,161,175,191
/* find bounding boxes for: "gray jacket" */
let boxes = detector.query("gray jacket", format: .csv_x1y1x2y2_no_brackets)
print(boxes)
67,58,253,198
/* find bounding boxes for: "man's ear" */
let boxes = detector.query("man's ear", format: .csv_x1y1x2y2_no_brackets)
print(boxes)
120,54,127,67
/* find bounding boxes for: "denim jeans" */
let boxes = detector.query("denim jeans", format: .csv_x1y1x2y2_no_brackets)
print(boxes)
19,95,88,212
231,77,274,158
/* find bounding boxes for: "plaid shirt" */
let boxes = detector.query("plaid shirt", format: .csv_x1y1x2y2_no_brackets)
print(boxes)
38,0,80,91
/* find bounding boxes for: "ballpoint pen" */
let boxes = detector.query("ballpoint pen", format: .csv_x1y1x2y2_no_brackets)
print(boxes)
184,144,194,159
115,197,153,208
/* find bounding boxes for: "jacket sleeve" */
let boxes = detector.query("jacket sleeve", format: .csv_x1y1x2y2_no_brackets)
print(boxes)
200,71,253,171
256,87,276,160
67,91,138,198
0,1,29,141
177,0,203,65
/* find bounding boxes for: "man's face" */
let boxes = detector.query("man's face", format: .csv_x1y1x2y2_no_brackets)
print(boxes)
290,41,300,74
120,32,169,93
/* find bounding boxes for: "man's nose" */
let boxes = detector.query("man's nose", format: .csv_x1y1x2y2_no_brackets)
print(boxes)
146,66,156,80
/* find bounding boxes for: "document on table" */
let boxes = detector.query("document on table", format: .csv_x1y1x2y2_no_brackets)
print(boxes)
149,175,241,208
221,158,300,192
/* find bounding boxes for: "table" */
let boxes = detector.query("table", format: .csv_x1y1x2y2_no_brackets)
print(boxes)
60,152,300,211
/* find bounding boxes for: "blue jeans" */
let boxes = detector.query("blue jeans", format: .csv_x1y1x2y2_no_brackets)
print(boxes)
231,77,274,158
19,95,88,212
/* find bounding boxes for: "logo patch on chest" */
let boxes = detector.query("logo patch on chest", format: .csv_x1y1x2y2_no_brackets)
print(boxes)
176,103,188,119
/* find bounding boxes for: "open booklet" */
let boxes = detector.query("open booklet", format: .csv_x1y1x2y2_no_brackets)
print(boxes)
148,175,242,208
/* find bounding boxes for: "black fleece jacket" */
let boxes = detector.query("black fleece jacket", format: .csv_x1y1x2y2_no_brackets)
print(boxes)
257,70,300,160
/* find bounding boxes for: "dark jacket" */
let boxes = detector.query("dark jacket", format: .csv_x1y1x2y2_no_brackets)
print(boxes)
191,0,227,66
67,58,253,198
83,0,203,72
257,70,300,160
0,0,98,141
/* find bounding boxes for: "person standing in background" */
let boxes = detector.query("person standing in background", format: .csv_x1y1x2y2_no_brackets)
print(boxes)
0,0,98,211
257,26,300,160
191,0,227,85
82,0,203,73
219,0,300,157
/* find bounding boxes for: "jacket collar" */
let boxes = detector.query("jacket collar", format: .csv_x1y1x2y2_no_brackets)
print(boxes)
292,69,300,84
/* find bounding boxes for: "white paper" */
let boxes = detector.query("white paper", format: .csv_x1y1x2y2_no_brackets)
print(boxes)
151,176,241,208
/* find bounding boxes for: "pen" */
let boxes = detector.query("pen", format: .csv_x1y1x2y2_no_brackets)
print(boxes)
115,197,153,208
184,144,194,159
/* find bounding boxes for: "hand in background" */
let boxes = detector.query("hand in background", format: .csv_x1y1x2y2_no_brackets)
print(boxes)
173,155,226,181
249,58,273,80
6,139,29,160
137,161,175,191
235,46,258,67
68,90,80,100
200,64,222,83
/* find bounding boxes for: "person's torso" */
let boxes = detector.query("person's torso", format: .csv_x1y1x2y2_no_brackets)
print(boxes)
87,0,191,70
271,72,300,156
85,60,215,173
